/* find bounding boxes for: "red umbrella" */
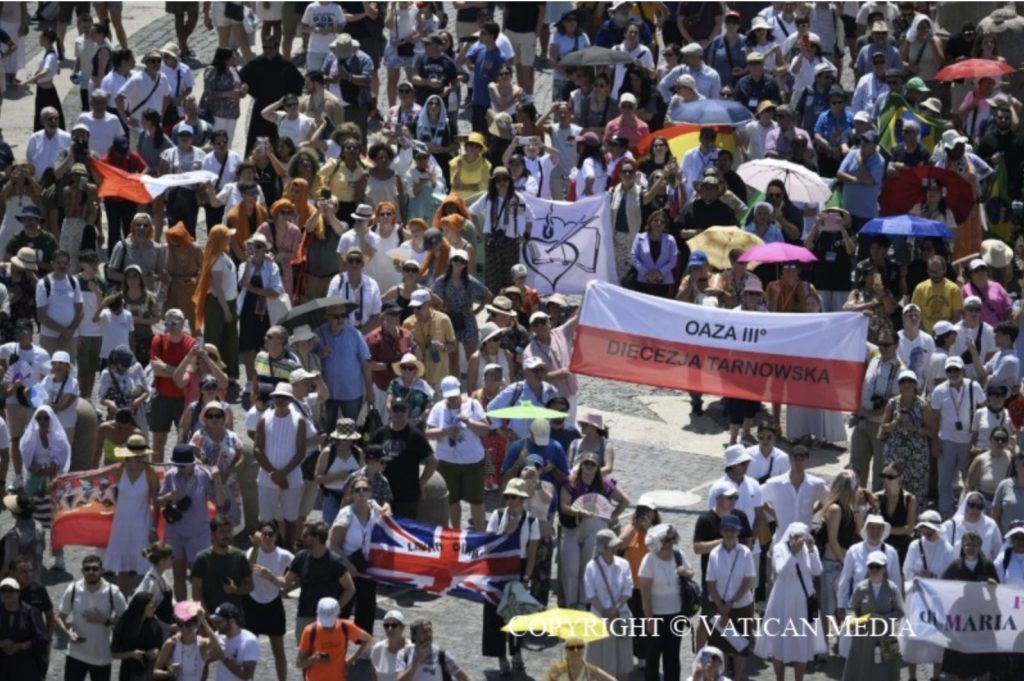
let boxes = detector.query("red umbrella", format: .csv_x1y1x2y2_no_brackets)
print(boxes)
934,58,1015,82
879,167,974,224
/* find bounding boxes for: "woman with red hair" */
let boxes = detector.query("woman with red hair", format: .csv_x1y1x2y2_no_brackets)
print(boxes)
365,201,405,291
192,225,239,381
257,199,302,295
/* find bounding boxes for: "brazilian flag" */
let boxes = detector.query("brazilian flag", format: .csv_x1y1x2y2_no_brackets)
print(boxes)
878,94,945,155
985,159,1014,243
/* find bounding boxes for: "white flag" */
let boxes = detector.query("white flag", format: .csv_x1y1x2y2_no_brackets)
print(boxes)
520,194,616,295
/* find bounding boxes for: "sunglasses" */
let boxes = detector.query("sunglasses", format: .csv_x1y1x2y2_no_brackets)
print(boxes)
206,411,226,419
403,266,420,273
401,365,418,371
347,258,364,265
868,564,884,570
329,314,347,320
946,367,962,373
967,502,986,510
566,645,584,651
379,211,394,217
384,622,402,629
82,565,102,573
992,437,1009,443
503,494,521,501
353,487,371,493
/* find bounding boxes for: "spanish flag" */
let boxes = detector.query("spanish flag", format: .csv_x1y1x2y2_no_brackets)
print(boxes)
635,124,736,161
985,159,1014,243
878,94,945,155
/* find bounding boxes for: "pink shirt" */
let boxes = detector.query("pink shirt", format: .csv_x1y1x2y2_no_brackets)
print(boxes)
603,115,650,150
962,280,1012,326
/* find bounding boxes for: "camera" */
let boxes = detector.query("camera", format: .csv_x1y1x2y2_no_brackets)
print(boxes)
163,495,193,524
870,394,887,409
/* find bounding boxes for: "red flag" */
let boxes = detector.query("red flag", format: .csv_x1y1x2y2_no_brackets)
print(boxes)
89,158,153,204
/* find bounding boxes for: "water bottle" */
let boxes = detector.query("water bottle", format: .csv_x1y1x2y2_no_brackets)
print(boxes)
430,343,441,364
873,643,881,665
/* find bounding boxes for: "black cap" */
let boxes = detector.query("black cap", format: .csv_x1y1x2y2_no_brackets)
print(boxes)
211,602,242,621
170,444,195,466
382,302,402,315
390,397,409,412
364,444,385,461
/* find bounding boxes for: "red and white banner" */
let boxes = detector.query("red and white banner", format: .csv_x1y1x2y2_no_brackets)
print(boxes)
570,281,869,411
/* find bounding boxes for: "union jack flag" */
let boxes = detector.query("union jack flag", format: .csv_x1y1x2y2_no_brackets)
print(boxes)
367,514,523,605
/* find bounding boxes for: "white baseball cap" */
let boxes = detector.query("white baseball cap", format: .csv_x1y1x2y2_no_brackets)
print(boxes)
440,376,462,398
530,419,551,446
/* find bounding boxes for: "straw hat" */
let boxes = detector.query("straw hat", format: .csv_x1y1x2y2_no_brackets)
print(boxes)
391,352,426,378
114,433,152,459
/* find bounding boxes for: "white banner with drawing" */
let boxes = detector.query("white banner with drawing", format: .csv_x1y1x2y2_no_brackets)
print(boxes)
521,194,616,295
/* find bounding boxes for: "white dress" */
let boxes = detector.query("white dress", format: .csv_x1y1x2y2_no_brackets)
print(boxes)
104,469,153,573
0,194,31,258
754,543,827,664
785,405,847,443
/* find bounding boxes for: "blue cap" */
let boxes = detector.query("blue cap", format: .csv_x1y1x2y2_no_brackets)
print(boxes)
720,515,742,530
525,453,546,468
688,250,709,267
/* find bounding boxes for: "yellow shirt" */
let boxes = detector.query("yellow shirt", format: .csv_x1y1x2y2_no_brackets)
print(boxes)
317,158,366,203
449,155,491,200
403,310,456,388
910,278,963,334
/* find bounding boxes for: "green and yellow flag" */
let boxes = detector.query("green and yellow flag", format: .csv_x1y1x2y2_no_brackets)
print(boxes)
878,93,945,155
985,159,1014,243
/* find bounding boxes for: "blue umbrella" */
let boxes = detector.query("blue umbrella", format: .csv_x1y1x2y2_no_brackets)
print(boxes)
860,215,953,239
668,99,754,126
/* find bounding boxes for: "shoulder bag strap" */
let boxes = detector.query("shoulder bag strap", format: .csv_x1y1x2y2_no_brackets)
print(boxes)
595,557,618,607
919,538,929,573
129,75,163,117
794,560,812,599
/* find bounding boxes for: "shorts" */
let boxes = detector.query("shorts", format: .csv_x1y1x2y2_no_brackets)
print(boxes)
299,478,320,518
77,336,102,379
258,484,302,522
505,30,537,67
244,596,286,637
382,43,417,70
724,397,761,426
149,395,185,433
166,526,209,563
211,3,243,29
165,2,199,15
58,2,90,23
438,459,485,506
6,402,32,439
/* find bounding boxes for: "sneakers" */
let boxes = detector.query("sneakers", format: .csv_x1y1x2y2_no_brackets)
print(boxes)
8,474,23,492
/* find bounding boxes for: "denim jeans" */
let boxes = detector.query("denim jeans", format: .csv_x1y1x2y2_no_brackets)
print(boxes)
321,490,344,526
939,440,970,518
324,398,362,432
820,557,843,623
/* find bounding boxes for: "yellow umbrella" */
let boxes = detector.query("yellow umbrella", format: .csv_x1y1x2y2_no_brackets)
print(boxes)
501,608,609,643
686,226,764,270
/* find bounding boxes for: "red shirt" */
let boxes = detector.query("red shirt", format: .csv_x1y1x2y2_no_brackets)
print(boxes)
151,333,196,398
365,326,413,390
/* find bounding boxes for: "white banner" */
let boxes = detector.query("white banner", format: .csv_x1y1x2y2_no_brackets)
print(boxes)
141,170,220,199
903,578,1024,653
521,194,616,295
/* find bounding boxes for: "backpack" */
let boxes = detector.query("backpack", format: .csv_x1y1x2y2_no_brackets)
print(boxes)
674,549,702,617
38,274,80,325
0,527,17,577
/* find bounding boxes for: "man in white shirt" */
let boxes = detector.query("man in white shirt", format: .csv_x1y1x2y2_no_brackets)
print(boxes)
25,107,71,181
395,618,471,681
327,246,383,335
210,602,260,681
707,445,763,532
850,51,889,115
425,376,490,532
201,130,242,227
951,295,996,380
159,42,193,125
680,128,720,204
744,421,790,484
76,89,123,156
36,250,84,357
56,555,128,681
254,383,308,549
704,515,757,680
760,445,828,544
929,355,987,518
897,303,935,386
301,0,346,72
115,49,172,136
835,516,901,620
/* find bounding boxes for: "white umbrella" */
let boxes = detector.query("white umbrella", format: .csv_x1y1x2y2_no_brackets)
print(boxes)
737,159,831,204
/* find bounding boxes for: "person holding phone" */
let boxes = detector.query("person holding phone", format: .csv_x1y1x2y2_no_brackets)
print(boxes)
297,597,372,681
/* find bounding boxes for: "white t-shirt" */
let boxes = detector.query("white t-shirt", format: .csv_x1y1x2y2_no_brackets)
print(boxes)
0,343,51,404
930,379,987,443
331,501,383,555
36,275,84,339
706,543,757,608
426,398,486,464
201,151,242,191
215,629,260,681
76,112,123,157
116,69,172,123
59,579,128,667
638,551,688,615
212,255,239,302
301,2,346,55
575,157,609,197
276,112,316,145
371,642,402,681
897,330,936,384
41,374,80,429
99,308,135,360
250,546,294,604
77,279,103,337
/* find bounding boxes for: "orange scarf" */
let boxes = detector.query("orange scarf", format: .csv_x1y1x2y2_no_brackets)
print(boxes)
165,221,193,247
227,202,268,254
432,193,472,228
192,225,231,331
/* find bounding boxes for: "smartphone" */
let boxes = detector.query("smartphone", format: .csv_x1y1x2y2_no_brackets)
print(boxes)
319,188,332,200
195,336,204,351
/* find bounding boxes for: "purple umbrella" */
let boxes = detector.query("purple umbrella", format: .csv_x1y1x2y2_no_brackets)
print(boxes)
737,242,818,264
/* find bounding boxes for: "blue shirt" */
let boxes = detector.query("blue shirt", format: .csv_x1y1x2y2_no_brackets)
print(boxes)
314,323,370,401
839,149,886,219
485,379,561,440
466,43,505,107
501,438,570,515
813,108,854,143
706,34,747,86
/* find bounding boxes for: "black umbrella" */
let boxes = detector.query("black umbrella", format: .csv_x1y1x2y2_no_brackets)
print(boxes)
559,46,635,68
277,297,356,332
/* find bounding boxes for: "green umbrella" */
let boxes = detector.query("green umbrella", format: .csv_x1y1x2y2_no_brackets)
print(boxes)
485,403,568,420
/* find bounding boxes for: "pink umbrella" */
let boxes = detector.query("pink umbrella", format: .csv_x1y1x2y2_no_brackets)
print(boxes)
737,242,817,264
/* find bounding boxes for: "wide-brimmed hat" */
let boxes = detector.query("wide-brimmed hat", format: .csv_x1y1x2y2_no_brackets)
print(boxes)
114,433,152,459
331,417,361,440
577,412,607,434
487,111,515,141
861,514,892,542
478,322,506,344
160,42,181,58
391,352,426,378
290,324,317,344
755,100,776,115
504,478,530,498
466,132,487,148
11,247,38,271
16,204,41,222
350,203,374,222
920,97,943,116
915,509,943,532
982,239,1013,269
270,383,294,399
200,400,228,421
723,444,752,468
331,34,360,59
486,296,516,317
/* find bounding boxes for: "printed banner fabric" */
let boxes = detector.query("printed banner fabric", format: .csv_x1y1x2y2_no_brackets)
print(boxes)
904,578,1024,653
520,194,617,295
570,281,869,411
91,158,218,203
367,514,523,605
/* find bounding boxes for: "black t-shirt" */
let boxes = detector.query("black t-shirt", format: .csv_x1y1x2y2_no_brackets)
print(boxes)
374,424,433,504
810,232,854,292
890,142,930,170
692,509,752,585
288,549,347,618
681,200,739,233
413,55,459,105
20,582,52,616
191,547,253,611
504,3,543,34
978,128,1024,200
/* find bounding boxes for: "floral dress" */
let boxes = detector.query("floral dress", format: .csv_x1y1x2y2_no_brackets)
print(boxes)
431,275,489,344
203,66,241,120
189,428,244,531
882,395,929,501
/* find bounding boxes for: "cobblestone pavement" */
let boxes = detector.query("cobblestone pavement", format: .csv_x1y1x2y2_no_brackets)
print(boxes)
0,4,917,680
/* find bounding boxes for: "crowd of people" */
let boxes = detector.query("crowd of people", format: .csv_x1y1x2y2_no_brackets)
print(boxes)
0,1,1023,681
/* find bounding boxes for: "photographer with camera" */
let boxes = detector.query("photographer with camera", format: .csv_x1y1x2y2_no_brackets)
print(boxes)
850,330,903,492
929,356,988,519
